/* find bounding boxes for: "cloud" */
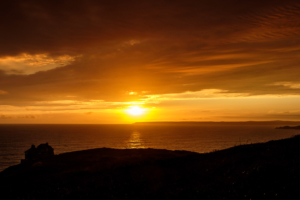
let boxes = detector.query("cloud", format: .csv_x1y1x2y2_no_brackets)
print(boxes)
0,90,7,95
143,89,250,102
17,115,36,119
265,110,300,119
0,0,300,107
270,82,300,89
0,114,36,119
0,114,12,119
0,54,76,74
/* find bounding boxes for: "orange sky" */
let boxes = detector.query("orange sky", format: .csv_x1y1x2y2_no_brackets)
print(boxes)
1,0,300,123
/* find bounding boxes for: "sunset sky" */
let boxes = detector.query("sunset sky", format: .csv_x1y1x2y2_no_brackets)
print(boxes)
1,0,300,123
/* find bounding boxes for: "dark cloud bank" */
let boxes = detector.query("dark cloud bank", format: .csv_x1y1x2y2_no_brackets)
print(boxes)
1,0,300,106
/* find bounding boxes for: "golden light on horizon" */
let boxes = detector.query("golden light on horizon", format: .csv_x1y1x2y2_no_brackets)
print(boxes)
126,105,145,116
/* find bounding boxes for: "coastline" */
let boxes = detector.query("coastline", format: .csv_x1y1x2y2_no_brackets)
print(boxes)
1,135,299,199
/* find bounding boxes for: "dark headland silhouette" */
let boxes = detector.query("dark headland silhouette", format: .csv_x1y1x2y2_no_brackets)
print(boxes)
1,135,299,200
275,125,300,130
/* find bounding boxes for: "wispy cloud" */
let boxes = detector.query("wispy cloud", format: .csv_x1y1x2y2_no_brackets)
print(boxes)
270,82,300,89
143,89,250,102
0,90,7,95
0,54,77,74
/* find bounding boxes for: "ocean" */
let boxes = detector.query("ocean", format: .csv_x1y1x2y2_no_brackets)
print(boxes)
0,122,299,172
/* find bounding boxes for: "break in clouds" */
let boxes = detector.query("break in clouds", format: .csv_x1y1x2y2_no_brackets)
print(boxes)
1,0,300,107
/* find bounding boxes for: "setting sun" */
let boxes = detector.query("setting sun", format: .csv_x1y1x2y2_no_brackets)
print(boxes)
126,106,145,116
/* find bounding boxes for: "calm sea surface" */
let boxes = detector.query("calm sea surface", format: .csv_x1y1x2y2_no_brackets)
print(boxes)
0,122,299,171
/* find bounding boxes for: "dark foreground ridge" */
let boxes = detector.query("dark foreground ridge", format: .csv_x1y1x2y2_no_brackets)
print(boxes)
1,136,300,200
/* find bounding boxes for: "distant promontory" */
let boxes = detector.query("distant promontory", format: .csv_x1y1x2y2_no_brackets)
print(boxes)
275,125,300,129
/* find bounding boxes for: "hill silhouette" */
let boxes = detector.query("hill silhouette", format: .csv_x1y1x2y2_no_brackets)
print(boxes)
1,135,299,199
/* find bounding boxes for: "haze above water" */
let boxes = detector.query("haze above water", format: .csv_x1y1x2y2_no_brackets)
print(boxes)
1,122,299,171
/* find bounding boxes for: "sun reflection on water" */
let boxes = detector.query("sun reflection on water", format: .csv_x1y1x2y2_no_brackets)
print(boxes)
127,131,145,149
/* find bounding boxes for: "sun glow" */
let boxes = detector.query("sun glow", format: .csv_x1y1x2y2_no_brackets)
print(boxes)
126,106,145,116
